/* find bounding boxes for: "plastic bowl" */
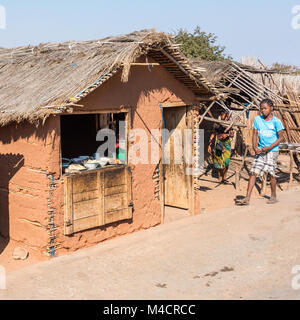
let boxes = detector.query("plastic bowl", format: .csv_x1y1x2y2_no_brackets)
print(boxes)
84,163,99,170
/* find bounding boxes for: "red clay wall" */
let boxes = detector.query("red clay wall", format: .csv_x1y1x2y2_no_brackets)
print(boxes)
0,117,61,265
0,59,198,265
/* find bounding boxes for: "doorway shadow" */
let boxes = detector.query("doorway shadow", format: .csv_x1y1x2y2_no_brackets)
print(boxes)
0,153,24,254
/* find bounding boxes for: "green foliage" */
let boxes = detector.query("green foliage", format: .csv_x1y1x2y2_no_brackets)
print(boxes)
272,63,300,75
174,26,231,61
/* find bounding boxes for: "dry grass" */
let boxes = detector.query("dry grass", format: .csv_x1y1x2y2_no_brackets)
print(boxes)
0,30,173,125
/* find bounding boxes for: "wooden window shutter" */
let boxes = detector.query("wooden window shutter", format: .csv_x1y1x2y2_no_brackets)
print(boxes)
64,171,104,235
64,166,133,235
103,166,133,225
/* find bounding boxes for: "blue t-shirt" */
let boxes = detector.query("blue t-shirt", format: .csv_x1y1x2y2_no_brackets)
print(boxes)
253,115,284,152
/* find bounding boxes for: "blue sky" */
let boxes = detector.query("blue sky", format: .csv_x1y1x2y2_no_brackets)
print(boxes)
0,0,299,66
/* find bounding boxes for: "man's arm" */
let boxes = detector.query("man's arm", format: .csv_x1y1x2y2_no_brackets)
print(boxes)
252,129,261,154
261,130,285,153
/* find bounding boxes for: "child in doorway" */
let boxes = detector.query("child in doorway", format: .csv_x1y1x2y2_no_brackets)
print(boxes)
237,99,285,205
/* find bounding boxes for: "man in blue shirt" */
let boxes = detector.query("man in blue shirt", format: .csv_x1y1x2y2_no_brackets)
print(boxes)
237,99,285,205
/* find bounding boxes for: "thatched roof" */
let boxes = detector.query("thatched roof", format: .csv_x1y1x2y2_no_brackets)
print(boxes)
190,58,288,104
0,30,217,126
189,59,277,86
189,59,232,85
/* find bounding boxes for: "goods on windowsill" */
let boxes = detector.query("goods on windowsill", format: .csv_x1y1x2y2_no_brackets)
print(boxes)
65,163,87,173
63,155,125,174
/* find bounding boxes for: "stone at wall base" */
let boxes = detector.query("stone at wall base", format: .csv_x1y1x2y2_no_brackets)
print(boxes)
12,247,29,260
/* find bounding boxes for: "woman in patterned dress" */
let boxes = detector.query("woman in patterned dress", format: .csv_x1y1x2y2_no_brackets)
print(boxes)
208,112,233,183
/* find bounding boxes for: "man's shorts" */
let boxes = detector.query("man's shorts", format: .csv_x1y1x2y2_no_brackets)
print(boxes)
250,151,279,177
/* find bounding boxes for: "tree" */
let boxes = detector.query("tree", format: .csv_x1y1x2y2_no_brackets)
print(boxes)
271,63,300,75
174,26,231,61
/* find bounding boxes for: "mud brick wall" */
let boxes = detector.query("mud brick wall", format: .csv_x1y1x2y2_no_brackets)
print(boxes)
0,117,61,256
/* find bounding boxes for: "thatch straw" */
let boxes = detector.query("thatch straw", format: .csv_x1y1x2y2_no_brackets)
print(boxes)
0,30,175,126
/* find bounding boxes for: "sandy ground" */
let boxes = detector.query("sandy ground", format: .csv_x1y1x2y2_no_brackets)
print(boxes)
197,153,299,213
0,153,299,273
0,182,300,300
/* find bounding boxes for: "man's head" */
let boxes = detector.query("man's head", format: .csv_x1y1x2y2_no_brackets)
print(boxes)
260,99,274,118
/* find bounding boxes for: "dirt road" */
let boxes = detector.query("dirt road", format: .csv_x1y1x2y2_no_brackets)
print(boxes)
0,186,300,300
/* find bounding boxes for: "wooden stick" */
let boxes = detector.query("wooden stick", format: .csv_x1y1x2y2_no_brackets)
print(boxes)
240,146,248,173
224,105,252,133
198,101,215,126
195,95,219,102
235,166,241,191
235,146,248,190
202,116,247,128
289,150,294,189
231,62,287,103
129,63,160,66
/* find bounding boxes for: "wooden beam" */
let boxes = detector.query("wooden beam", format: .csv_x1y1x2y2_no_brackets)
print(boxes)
158,48,212,94
161,102,188,108
195,95,219,102
202,116,247,128
198,101,215,126
129,63,160,66
54,108,130,115
274,104,300,108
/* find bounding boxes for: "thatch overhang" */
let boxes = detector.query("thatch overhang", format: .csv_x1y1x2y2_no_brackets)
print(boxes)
191,59,300,145
0,30,222,126
189,58,293,109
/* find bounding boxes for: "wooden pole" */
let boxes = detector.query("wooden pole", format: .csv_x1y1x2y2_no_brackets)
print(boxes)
235,166,241,191
289,150,294,189
201,116,247,128
235,146,248,190
198,101,215,126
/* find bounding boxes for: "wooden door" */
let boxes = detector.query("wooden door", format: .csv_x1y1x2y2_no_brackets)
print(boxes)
163,106,189,209
64,166,133,235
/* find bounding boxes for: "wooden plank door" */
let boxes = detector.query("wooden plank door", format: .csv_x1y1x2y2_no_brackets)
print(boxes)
163,106,189,209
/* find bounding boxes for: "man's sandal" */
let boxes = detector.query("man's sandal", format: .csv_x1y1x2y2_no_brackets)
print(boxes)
222,179,230,185
267,198,278,204
235,198,250,206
